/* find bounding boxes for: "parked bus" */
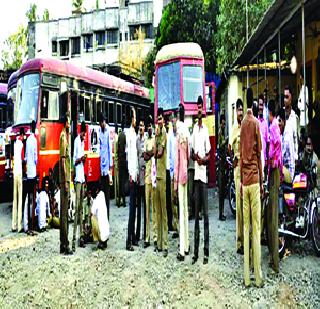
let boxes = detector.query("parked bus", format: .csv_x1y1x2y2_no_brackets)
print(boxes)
0,83,8,183
8,58,150,187
154,42,216,185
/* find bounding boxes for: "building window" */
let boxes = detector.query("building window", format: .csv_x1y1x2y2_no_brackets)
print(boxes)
129,26,138,41
125,32,128,41
59,40,69,57
71,37,81,56
95,31,105,49
83,34,93,52
120,32,123,42
107,30,118,45
142,24,153,39
52,41,57,54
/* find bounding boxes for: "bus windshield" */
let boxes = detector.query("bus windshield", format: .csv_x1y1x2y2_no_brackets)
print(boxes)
182,65,203,103
15,73,40,125
157,61,181,111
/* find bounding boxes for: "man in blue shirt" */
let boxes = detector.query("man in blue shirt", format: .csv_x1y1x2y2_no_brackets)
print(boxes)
169,112,179,238
72,121,87,251
24,120,38,233
99,114,112,220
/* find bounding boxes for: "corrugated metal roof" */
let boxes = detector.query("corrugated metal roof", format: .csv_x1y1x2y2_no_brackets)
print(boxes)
233,0,320,67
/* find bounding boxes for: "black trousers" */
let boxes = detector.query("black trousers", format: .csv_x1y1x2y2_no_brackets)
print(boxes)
22,178,37,231
119,162,126,206
188,169,195,218
101,175,110,220
137,184,145,241
218,163,226,217
166,169,173,231
194,180,209,257
127,181,137,245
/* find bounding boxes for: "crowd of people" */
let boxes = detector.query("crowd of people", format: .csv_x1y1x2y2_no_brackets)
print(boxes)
223,85,318,287
10,84,319,288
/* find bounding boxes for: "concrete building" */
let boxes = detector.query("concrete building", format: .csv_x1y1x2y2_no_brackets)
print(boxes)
27,0,167,77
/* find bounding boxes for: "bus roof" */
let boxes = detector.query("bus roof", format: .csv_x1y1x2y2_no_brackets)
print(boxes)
0,83,7,95
8,71,19,91
155,43,204,64
19,58,150,100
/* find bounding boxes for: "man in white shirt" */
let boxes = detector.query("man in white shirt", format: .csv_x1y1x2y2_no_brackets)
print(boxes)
191,97,211,265
12,128,25,233
91,189,109,250
126,108,138,251
284,85,299,161
298,74,309,127
36,177,51,231
72,121,87,251
24,120,38,232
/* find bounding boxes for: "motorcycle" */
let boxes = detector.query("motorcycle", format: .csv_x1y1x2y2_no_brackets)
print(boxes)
216,150,236,216
278,167,320,258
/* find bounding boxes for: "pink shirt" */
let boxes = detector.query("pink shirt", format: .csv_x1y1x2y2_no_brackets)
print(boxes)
268,117,282,173
174,121,190,190
258,116,268,163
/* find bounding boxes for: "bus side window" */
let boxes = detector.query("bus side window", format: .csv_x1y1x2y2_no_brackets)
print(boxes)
102,100,108,118
108,101,114,124
92,98,97,123
79,96,85,122
97,100,102,120
117,103,122,125
126,105,131,127
41,89,59,120
85,97,91,122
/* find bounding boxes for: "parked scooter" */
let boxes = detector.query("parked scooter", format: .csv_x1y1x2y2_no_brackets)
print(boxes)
278,166,320,258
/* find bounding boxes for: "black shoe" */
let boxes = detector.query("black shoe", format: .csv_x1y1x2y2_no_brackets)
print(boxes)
133,240,139,246
185,246,190,256
163,249,168,257
154,247,162,253
98,241,107,250
219,215,226,221
177,253,185,261
203,256,209,265
79,238,85,248
144,241,150,248
63,247,73,255
172,232,179,239
237,246,244,255
192,256,198,265
11,228,17,233
126,245,134,251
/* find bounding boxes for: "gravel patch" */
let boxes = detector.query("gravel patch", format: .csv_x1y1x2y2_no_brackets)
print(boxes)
0,189,319,307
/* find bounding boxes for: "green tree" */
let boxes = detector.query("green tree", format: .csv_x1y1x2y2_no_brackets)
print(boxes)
214,0,272,73
72,0,84,12
96,0,99,10
26,3,38,22
43,9,50,21
145,0,218,87
1,25,28,70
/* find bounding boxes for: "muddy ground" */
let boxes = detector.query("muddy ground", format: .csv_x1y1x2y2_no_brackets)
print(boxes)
0,189,319,308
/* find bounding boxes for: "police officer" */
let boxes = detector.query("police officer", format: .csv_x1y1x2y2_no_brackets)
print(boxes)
59,112,73,255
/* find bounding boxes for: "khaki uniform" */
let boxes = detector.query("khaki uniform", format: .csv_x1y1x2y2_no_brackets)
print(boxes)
230,124,243,250
144,136,155,243
59,127,71,252
155,127,168,250
240,110,263,287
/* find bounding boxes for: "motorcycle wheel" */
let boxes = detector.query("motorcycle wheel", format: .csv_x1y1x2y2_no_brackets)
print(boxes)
228,180,236,216
311,207,320,256
278,222,287,259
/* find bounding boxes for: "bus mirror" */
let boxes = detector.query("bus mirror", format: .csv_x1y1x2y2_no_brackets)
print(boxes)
60,81,68,94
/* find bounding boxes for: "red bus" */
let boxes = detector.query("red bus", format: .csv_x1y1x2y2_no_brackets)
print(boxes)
154,42,206,124
9,58,150,187
0,83,8,183
154,43,216,185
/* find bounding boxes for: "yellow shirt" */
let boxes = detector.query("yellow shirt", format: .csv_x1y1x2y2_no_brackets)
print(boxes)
155,127,167,180
230,123,241,161
59,128,71,184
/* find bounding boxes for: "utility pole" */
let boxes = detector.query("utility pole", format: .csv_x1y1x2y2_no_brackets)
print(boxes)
246,0,249,89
